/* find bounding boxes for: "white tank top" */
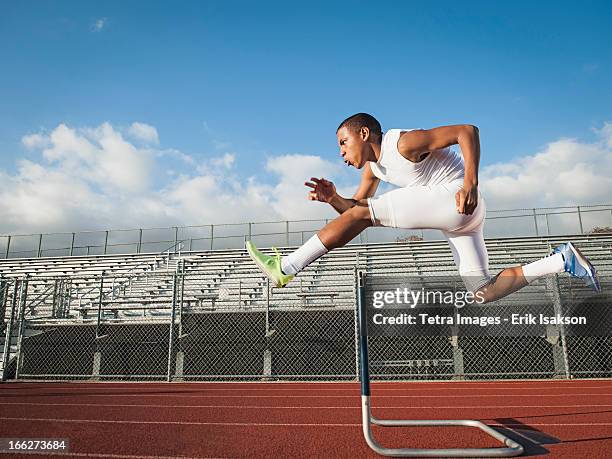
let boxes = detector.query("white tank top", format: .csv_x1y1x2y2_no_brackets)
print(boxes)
369,129,465,187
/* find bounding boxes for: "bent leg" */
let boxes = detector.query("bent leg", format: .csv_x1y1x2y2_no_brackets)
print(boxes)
443,228,493,294
445,222,565,303
281,200,372,275
444,224,553,303
477,267,528,303
318,200,372,249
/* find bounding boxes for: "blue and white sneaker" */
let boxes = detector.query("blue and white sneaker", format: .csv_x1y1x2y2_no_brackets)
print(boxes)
553,242,601,292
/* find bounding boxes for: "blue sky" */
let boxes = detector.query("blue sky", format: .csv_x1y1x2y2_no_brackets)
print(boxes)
0,1,611,234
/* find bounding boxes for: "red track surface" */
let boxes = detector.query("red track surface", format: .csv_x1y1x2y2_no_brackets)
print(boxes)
1,379,611,458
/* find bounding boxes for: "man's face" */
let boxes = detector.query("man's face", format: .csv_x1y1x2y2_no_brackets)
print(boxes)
336,126,368,169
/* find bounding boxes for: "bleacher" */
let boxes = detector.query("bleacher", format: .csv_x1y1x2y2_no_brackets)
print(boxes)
3,233,610,313
1,233,611,381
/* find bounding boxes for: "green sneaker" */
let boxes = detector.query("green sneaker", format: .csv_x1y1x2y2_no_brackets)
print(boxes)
246,241,294,288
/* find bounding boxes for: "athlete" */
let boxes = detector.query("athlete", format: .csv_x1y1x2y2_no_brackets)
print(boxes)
246,113,601,302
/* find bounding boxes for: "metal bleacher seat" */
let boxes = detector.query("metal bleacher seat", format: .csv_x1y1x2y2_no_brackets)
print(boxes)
1,233,609,323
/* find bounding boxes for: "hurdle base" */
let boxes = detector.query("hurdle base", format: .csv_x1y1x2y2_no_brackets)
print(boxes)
361,396,524,457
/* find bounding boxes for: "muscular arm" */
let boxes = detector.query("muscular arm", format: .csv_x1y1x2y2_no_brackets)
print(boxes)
397,124,480,187
397,124,481,214
329,162,380,214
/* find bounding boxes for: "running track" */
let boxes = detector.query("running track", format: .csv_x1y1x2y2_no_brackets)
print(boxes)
0,379,611,458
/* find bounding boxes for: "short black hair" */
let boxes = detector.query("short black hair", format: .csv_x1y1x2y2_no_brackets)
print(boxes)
336,113,382,139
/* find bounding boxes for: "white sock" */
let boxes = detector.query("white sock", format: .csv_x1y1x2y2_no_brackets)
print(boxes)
521,252,565,283
281,234,329,275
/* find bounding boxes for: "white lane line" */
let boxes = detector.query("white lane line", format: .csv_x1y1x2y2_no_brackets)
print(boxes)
2,402,612,409
1,416,611,427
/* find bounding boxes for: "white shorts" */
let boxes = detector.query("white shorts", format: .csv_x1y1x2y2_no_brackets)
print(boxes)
367,179,491,292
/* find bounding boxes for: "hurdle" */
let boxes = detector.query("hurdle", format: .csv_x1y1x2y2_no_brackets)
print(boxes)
356,271,524,457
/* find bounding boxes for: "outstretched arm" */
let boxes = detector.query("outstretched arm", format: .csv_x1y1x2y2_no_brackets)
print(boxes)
397,125,480,215
306,163,380,214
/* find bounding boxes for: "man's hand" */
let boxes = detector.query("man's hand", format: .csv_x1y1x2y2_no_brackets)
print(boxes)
305,177,336,203
455,184,478,215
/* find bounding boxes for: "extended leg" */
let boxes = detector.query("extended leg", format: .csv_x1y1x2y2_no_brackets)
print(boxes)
246,200,373,287
446,226,601,302
478,242,601,301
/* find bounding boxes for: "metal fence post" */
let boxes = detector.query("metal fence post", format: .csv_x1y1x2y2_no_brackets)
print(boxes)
265,278,270,336
4,236,10,259
262,277,272,379
210,225,214,250
14,276,29,380
545,213,551,235
70,232,75,256
285,221,289,246
179,261,185,323
37,234,43,258
577,206,584,234
1,281,19,381
533,208,539,236
354,268,360,380
167,271,178,382
138,229,143,253
52,279,59,319
96,274,105,339
175,263,186,381
174,227,178,253
103,231,109,255
90,273,106,381
546,275,570,379
0,277,6,331
248,223,252,241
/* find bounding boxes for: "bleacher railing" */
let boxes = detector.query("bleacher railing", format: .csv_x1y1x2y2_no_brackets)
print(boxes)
2,204,612,259
2,264,610,382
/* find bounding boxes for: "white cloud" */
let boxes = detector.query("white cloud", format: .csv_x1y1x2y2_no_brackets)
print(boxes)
42,123,97,163
35,122,153,194
3,121,611,240
0,159,111,232
21,133,51,150
594,122,612,149
266,154,341,220
2,123,163,233
161,174,275,225
480,127,612,210
155,148,195,165
1,123,345,235
91,17,107,32
127,122,159,145
211,153,235,169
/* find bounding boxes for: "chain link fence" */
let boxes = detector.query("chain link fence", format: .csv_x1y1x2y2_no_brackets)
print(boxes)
1,266,610,382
